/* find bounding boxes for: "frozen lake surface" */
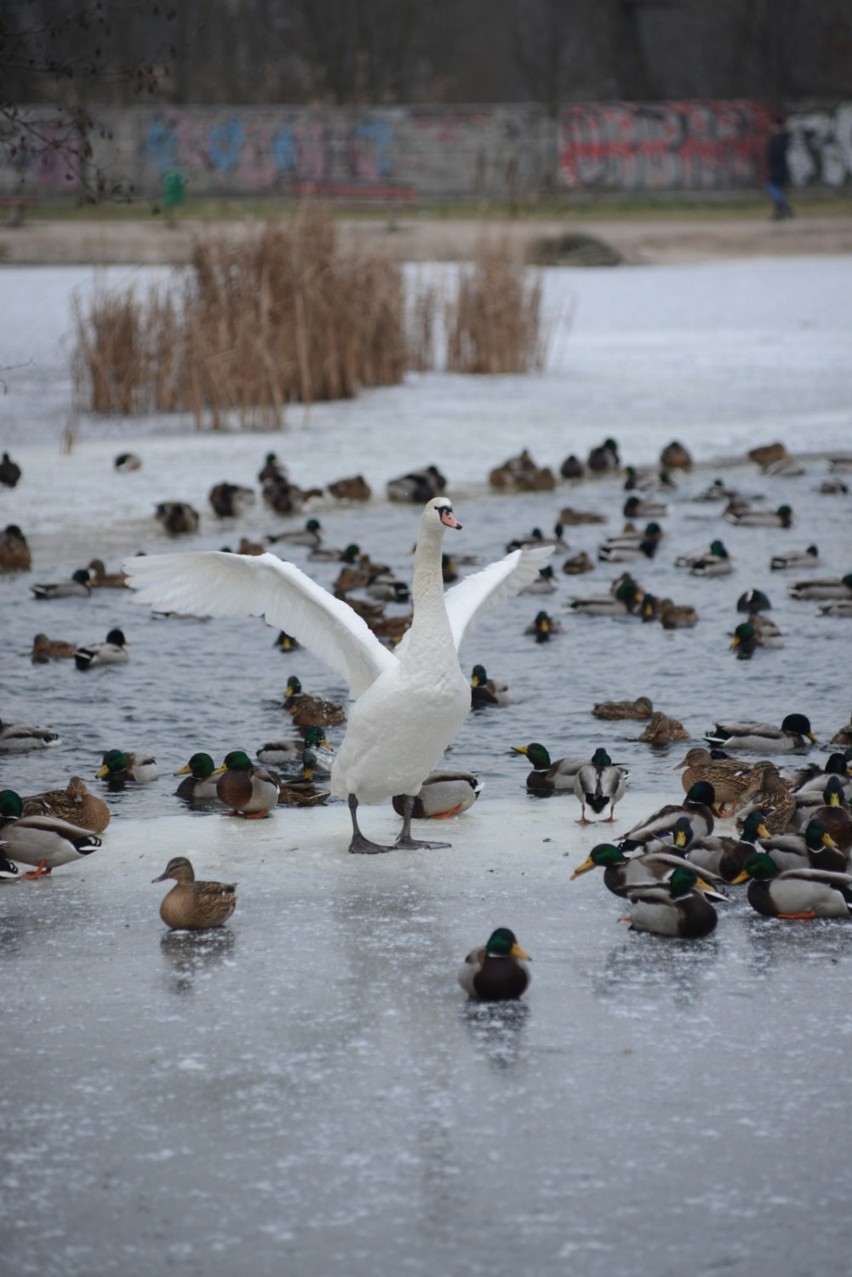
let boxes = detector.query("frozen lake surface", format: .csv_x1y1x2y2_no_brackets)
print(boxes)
1,254,852,1276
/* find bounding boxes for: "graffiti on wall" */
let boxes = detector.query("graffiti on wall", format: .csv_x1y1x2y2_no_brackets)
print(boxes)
142,110,400,193
789,105,852,187
558,101,769,190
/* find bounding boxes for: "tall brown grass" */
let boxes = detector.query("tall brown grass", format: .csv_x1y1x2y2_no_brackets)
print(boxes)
72,214,547,426
445,240,546,375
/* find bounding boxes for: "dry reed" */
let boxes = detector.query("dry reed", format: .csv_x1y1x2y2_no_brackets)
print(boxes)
72,214,548,426
445,240,546,375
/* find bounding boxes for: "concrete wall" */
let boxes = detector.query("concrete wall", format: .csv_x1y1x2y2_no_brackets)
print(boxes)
2,101,849,200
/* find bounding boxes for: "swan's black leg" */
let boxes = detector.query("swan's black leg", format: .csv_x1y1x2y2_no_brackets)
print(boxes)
347,795,395,854
393,794,452,850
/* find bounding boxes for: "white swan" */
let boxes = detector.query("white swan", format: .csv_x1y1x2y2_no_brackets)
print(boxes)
124,497,552,853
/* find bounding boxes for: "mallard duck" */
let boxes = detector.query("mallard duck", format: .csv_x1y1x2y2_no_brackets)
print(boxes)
587,438,620,473
659,599,699,629
270,518,324,549
257,725,332,769
524,609,563,640
97,749,159,785
0,451,22,487
799,779,852,852
691,479,740,503
561,551,595,575
732,852,852,919
751,817,846,874
125,497,552,854
174,753,221,802
457,927,531,1001
660,440,692,471
623,495,668,520
22,776,110,832
831,717,852,748
86,559,128,588
153,856,237,930
391,769,482,820
512,743,586,794
732,762,795,834
519,565,558,594
114,451,142,473
0,524,31,571
570,842,692,897
682,540,735,577
155,501,200,535
598,522,664,563
273,630,301,653
638,712,690,746
620,781,719,850
770,545,820,571
0,789,101,876
730,621,782,659
74,628,130,670
31,568,91,600
705,714,816,753
326,474,372,502
0,719,60,752
506,524,568,553
592,696,653,721
567,577,643,618
623,865,722,938
258,452,286,483
214,750,279,818
623,466,675,494
283,676,346,729
788,752,852,802
11,630,48,671
820,601,852,618
488,451,555,493
559,506,607,526
387,465,447,503
788,575,852,601
470,664,512,708
559,454,585,480
748,442,790,466
208,482,255,519
685,811,772,882
725,504,794,528
573,748,628,823
278,751,330,806
675,748,757,812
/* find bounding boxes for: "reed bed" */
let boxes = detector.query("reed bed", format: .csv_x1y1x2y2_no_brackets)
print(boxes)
445,240,546,375
72,216,547,425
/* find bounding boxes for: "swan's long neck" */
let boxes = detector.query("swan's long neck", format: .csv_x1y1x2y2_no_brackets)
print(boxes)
407,511,453,658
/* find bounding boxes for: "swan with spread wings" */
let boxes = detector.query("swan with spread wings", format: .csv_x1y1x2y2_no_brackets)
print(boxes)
124,496,551,853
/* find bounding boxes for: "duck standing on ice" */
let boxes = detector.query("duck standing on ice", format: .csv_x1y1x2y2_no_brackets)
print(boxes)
125,497,551,854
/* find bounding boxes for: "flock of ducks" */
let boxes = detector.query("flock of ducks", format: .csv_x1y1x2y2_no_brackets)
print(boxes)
2,435,852,999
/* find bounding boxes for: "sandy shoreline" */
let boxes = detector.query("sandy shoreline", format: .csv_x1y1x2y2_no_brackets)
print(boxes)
2,211,852,267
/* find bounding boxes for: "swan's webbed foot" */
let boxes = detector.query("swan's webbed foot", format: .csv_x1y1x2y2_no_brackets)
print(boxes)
347,794,394,854
393,834,452,851
348,832,395,855
393,794,452,850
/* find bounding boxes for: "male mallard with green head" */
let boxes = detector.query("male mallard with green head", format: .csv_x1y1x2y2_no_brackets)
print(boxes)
215,751,278,818
458,927,531,1001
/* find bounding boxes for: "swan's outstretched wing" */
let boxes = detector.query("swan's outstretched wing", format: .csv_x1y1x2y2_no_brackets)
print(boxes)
438,545,554,652
123,551,396,698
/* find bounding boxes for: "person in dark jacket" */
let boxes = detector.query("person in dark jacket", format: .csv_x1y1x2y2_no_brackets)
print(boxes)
766,113,794,220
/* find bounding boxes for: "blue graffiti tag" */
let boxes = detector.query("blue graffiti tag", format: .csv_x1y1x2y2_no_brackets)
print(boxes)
145,115,179,175
207,118,244,173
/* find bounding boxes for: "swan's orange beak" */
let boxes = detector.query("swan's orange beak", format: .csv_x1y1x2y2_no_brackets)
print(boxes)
440,509,462,530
